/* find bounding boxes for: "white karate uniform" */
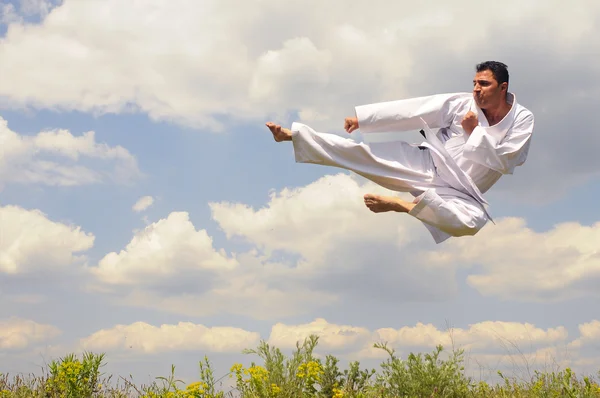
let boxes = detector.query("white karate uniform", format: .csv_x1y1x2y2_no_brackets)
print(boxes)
289,92,535,243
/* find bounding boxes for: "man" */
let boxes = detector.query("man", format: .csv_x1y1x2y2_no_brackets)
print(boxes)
265,61,535,243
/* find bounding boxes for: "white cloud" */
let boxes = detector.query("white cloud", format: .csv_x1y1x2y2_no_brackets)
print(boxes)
372,321,568,353
79,321,260,354
262,318,600,379
91,211,238,286
87,172,600,321
0,317,61,351
132,195,154,212
436,218,600,302
269,318,372,352
0,116,140,188
568,321,600,349
88,213,338,319
0,0,595,132
0,204,94,274
89,210,334,318
209,173,426,262
0,0,597,202
266,318,570,362
88,173,458,320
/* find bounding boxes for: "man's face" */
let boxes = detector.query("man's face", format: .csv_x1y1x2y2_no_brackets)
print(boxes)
472,70,506,109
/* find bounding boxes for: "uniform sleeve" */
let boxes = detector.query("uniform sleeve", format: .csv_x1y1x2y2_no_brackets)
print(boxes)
354,92,471,134
462,111,534,174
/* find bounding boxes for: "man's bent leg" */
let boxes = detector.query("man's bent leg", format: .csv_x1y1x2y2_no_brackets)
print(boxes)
363,194,416,213
409,188,489,242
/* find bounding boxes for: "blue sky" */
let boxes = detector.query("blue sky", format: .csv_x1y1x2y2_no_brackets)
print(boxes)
1,0,600,388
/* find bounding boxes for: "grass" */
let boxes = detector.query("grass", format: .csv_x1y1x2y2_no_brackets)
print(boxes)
1,335,599,397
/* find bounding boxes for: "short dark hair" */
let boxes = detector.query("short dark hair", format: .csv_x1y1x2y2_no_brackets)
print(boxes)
476,61,509,86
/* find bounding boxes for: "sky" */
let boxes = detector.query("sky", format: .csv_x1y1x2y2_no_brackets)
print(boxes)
1,0,600,390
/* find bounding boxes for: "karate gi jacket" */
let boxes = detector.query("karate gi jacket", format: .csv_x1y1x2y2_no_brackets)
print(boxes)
355,92,535,242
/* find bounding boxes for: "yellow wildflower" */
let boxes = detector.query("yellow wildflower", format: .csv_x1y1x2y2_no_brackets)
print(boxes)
246,365,269,382
271,383,281,394
297,361,323,382
230,363,243,374
185,380,208,396
332,386,344,397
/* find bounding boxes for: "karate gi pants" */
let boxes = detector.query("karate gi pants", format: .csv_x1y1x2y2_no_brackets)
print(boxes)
289,122,489,243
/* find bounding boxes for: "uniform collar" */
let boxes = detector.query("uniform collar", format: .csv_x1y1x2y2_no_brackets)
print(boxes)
470,92,517,141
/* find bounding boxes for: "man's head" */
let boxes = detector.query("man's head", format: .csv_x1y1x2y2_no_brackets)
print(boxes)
472,61,509,109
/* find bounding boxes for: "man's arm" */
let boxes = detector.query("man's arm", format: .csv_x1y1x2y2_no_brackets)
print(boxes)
462,110,535,174
352,92,471,134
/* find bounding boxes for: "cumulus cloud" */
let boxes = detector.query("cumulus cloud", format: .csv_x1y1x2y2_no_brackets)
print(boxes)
132,195,154,212
90,211,238,286
79,321,260,354
262,317,600,379
86,171,600,321
0,204,94,274
267,318,570,360
269,318,372,352
0,0,597,201
87,173,462,320
0,116,140,188
88,210,338,319
435,217,600,302
568,321,600,350
0,0,540,125
371,321,568,353
88,211,331,319
0,317,61,351
210,173,424,260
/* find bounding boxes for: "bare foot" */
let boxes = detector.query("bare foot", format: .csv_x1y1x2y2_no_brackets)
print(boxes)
265,122,292,142
363,193,415,213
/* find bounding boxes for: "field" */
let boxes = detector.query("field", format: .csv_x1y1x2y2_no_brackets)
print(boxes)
1,335,599,397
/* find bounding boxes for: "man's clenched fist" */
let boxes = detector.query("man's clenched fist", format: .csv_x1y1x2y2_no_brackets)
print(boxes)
461,111,479,135
344,117,359,133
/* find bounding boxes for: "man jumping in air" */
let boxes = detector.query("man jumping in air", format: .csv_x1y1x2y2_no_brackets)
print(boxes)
265,61,535,243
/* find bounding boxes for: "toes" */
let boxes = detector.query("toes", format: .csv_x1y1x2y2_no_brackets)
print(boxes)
266,122,285,141
265,122,280,132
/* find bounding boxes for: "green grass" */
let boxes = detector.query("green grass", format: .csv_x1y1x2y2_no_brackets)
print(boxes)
1,335,599,397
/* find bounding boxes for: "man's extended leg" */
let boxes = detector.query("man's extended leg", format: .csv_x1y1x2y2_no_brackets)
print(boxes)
265,122,437,194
